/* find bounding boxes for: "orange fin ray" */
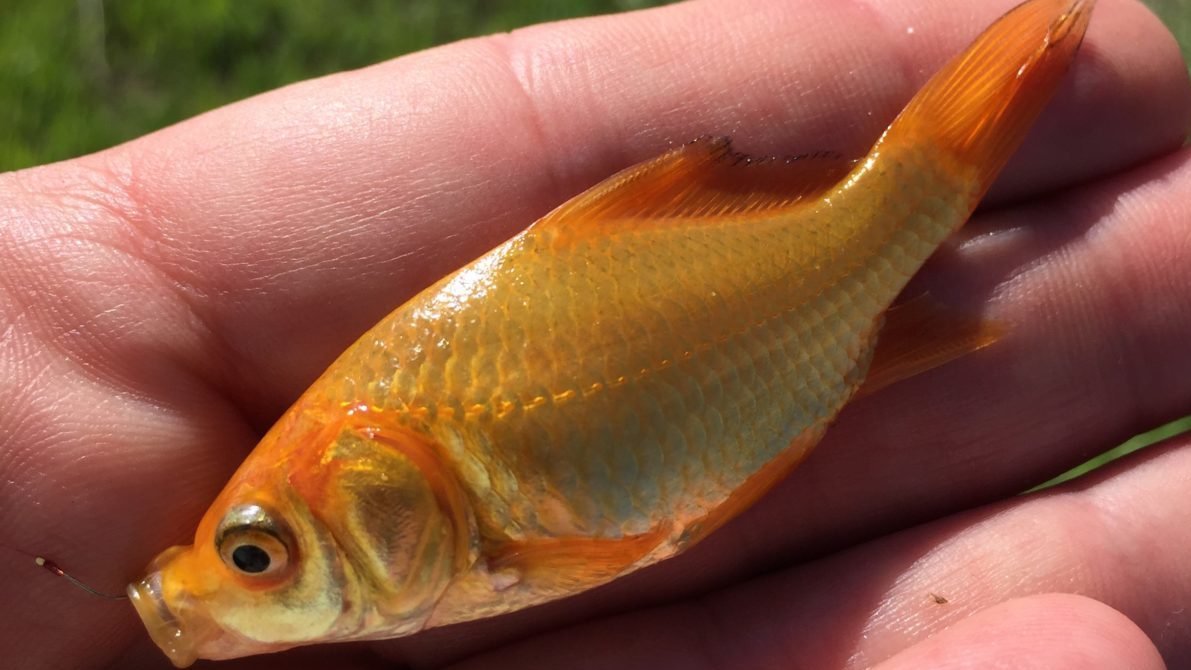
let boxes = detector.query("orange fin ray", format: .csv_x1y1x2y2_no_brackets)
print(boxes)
536,137,855,239
883,0,1095,196
857,293,1005,399
487,524,670,588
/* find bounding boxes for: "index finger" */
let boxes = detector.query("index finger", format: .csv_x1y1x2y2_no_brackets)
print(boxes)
45,0,1188,421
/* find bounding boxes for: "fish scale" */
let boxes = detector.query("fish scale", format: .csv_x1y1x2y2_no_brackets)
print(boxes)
333,151,965,546
335,156,968,542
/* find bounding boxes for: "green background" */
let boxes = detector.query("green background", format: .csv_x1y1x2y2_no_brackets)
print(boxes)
2,1,1186,172
1,0,1189,485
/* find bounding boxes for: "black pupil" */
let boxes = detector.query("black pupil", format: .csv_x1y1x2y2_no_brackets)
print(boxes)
231,544,271,573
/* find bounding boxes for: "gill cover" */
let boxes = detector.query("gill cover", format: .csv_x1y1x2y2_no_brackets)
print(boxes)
289,414,474,632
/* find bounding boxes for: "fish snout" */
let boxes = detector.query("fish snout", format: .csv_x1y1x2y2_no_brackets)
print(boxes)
128,567,198,668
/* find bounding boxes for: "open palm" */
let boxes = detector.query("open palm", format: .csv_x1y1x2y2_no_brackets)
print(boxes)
3,0,1190,668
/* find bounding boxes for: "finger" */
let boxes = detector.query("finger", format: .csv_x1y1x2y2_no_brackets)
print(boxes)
36,0,1183,420
0,182,255,670
112,637,383,670
871,594,1164,670
441,436,1191,669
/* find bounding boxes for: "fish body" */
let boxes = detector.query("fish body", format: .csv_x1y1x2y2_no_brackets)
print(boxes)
129,0,1095,665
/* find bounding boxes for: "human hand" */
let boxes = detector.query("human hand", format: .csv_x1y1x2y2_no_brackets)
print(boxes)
3,0,1189,668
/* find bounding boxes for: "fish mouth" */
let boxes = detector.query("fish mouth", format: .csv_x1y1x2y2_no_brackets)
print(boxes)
128,572,198,668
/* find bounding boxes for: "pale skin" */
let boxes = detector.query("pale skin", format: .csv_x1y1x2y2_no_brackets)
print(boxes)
2,0,1190,667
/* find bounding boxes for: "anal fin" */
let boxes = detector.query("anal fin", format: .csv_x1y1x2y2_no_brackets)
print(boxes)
857,293,1004,399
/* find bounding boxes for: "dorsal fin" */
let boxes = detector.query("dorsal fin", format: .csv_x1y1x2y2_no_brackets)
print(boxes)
535,137,855,239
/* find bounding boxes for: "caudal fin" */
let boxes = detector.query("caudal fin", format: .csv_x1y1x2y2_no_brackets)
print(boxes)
878,0,1094,196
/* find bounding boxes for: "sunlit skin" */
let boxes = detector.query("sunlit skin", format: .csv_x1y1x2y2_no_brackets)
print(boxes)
110,0,1110,665
4,0,1191,669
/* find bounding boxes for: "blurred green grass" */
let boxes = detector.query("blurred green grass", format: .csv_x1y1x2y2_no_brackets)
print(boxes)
1,0,1187,170
1,0,1189,485
1149,0,1191,80
0,0,668,171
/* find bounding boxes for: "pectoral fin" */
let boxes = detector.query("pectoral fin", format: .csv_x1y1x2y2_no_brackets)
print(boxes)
857,293,1005,398
486,524,670,590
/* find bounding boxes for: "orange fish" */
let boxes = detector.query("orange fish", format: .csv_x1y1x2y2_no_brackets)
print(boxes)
129,0,1094,664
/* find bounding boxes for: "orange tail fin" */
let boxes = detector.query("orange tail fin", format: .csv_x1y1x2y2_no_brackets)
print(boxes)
878,0,1094,197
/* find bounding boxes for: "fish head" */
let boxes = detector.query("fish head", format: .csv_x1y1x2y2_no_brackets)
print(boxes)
129,405,470,666
128,430,353,666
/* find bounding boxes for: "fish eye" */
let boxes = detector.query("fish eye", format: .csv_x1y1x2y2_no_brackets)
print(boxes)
215,504,292,578
230,543,272,573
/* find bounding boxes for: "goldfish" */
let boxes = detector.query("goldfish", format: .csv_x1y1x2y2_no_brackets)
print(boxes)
128,0,1095,664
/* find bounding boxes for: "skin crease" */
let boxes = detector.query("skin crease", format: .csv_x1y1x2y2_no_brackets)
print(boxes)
0,0,1189,667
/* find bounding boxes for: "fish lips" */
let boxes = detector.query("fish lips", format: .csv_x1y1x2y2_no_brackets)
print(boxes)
128,569,200,668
